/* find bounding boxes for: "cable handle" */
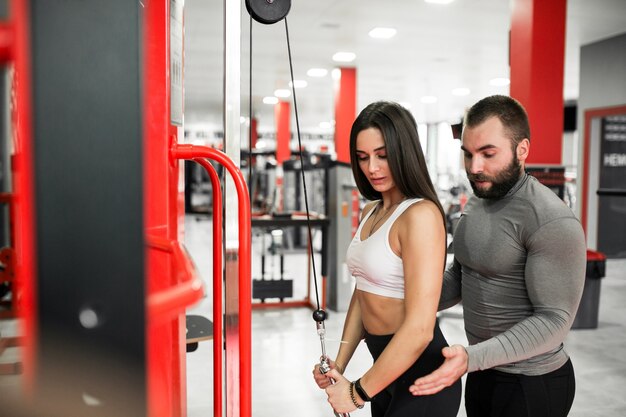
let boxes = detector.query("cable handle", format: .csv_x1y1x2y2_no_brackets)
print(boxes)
315,310,351,417
319,356,351,417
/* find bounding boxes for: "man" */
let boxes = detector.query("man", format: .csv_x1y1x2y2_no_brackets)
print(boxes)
409,95,586,417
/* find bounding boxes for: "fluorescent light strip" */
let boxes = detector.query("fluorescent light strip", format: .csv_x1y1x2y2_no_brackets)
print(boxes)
274,89,291,98
307,68,328,77
332,51,356,63
289,80,308,88
369,27,397,39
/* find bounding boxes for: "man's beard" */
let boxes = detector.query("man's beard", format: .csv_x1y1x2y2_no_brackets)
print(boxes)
468,155,522,199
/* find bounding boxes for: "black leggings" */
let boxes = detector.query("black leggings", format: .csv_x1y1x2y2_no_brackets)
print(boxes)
465,359,576,417
364,322,461,417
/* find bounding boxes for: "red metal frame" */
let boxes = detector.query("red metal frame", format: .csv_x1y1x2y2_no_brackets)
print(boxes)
146,236,204,320
11,0,38,390
193,157,223,417
249,234,323,311
171,143,252,417
144,0,189,415
581,104,626,235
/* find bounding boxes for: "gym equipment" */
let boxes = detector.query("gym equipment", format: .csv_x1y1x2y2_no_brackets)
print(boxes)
246,0,291,24
245,2,350,414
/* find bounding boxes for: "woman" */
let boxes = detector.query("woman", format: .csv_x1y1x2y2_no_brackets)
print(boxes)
313,101,461,416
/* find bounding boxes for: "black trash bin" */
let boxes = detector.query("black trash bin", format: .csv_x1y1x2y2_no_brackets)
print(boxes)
571,250,606,330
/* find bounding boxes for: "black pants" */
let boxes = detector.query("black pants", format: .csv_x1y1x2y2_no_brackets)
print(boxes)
364,322,461,417
465,359,576,417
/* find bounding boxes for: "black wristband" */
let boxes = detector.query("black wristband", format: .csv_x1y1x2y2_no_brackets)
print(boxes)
354,378,372,402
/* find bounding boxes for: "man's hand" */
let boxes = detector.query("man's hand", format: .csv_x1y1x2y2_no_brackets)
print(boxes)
409,344,468,395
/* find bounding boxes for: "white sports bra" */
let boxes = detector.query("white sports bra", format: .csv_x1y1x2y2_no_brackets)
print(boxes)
346,198,422,299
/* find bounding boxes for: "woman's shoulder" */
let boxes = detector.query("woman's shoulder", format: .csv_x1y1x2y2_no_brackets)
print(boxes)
399,199,443,224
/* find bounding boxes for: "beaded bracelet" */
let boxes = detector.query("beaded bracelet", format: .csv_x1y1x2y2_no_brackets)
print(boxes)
349,381,364,409
354,378,372,402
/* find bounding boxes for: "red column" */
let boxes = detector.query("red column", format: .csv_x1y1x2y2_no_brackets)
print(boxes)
274,101,290,212
510,0,566,165
250,117,258,150
334,67,357,164
275,101,291,165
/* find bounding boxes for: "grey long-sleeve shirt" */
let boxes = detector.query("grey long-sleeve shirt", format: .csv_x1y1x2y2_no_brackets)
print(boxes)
441,174,586,375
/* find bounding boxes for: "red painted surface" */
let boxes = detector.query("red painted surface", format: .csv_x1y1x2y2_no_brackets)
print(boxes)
334,68,357,164
144,1,186,416
250,117,258,150
580,105,626,235
510,0,566,165
194,157,223,417
12,0,37,391
275,101,290,165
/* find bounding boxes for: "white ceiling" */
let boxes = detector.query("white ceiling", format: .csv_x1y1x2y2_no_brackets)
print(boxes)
182,0,626,135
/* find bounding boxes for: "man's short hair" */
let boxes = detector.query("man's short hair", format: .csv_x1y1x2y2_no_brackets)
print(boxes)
464,95,530,145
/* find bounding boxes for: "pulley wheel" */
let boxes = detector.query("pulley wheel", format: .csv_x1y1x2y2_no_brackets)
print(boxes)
246,0,291,25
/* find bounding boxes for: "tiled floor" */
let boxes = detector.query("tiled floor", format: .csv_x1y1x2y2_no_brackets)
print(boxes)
1,214,625,416
183,215,626,417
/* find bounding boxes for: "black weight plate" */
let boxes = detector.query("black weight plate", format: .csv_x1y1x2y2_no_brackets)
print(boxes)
246,0,291,25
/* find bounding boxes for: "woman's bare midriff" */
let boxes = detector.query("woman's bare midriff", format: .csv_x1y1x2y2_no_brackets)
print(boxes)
357,289,405,335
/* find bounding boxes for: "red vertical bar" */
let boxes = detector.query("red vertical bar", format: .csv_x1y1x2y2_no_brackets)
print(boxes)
144,1,184,416
334,67,357,164
12,0,37,391
510,0,566,165
194,158,223,417
275,101,290,165
172,144,251,417
250,117,258,150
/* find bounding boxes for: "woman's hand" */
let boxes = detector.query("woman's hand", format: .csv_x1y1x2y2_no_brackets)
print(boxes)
312,358,342,389
324,369,359,413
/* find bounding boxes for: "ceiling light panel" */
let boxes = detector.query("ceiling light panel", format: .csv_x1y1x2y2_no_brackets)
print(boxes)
368,27,397,39
332,52,356,63
274,89,291,98
307,68,328,77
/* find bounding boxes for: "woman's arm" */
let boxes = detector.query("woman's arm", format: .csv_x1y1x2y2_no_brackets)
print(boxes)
357,200,445,397
334,290,365,372
313,290,363,388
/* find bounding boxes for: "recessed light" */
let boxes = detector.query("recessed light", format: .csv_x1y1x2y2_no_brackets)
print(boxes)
489,77,510,86
319,121,332,129
368,27,397,39
331,68,342,80
332,51,356,63
424,0,455,4
307,68,328,77
421,96,438,104
274,89,291,98
263,96,279,105
289,80,308,88
452,87,470,96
